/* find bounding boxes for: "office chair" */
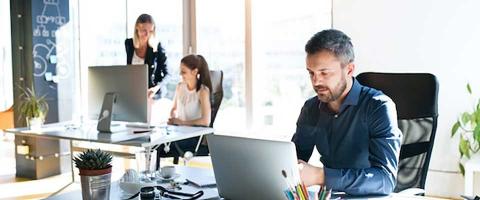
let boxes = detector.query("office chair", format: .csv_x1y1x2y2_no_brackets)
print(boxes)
156,70,224,167
356,72,439,194
208,70,224,128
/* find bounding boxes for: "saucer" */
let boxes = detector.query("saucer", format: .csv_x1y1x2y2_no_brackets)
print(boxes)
157,173,181,181
119,181,142,194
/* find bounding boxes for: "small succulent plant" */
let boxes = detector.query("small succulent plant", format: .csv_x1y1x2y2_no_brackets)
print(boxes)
73,149,113,170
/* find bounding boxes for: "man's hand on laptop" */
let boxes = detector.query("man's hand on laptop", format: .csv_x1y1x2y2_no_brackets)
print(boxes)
298,159,325,186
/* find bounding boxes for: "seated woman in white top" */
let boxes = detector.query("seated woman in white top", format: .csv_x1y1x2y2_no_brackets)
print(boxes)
168,54,212,126
156,54,212,167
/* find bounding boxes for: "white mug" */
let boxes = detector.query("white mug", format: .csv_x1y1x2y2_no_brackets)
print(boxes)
160,166,175,178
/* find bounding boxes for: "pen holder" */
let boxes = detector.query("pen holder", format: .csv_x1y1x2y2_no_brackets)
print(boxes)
283,183,313,200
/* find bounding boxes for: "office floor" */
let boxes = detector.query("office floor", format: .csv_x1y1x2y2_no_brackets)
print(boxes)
0,131,212,200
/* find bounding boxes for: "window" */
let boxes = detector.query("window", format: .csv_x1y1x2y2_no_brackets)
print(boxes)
197,0,246,132
0,0,12,111
53,0,78,121
78,0,127,118
79,0,126,67
71,0,332,135
251,0,331,135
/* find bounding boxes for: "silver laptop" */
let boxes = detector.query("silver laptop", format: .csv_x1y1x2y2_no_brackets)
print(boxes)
207,135,301,200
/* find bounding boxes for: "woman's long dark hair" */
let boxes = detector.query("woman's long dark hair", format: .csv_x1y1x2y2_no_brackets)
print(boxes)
181,54,212,93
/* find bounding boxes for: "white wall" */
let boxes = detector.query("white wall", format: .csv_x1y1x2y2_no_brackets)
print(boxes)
333,0,480,198
0,0,13,111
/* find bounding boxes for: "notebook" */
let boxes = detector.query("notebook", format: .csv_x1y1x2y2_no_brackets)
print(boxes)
185,175,217,187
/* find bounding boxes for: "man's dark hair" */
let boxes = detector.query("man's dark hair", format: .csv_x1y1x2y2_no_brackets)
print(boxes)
305,29,354,65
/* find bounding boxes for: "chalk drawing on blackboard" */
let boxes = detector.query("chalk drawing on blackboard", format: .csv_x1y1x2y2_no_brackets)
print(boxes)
32,39,70,79
34,0,66,38
33,39,55,77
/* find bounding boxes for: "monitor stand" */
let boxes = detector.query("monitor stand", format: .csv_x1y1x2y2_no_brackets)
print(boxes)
97,92,125,133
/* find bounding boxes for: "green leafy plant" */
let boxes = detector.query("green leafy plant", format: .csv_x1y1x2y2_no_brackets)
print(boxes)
73,149,113,170
451,83,480,175
17,85,49,121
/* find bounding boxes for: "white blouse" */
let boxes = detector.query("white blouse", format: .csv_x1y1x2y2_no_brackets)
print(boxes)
132,51,145,65
175,82,209,121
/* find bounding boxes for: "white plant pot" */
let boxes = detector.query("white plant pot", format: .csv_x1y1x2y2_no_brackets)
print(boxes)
27,117,43,130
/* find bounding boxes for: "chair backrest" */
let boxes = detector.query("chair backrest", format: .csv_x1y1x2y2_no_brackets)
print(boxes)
356,72,439,192
209,70,224,128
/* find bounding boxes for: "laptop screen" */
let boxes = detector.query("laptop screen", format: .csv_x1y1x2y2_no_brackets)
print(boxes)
207,134,300,200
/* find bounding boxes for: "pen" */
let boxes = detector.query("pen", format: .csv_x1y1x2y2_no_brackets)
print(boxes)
297,183,308,200
320,186,327,200
301,182,309,199
326,189,332,200
318,185,323,200
282,170,297,197
133,130,152,134
284,190,294,200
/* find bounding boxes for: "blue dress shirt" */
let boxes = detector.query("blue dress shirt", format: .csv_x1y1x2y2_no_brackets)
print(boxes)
292,78,402,195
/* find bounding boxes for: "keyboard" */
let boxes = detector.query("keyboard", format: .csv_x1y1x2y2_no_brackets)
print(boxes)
125,123,155,129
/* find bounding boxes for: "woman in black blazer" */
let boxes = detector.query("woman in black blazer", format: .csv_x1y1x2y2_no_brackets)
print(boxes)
125,13,168,98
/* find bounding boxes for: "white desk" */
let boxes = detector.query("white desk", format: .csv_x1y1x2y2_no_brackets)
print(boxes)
5,121,214,194
44,166,446,200
45,166,220,200
5,121,214,147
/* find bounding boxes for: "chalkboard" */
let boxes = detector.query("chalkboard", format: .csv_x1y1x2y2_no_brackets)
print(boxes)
31,0,70,123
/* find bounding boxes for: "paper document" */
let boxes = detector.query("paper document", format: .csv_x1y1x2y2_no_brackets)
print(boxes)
186,175,216,187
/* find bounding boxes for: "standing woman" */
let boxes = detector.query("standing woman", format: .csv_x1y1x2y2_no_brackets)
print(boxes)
125,13,168,98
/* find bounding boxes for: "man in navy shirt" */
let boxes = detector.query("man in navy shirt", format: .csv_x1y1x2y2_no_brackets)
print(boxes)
292,29,402,195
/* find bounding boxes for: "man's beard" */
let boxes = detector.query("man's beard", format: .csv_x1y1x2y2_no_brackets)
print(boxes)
315,74,347,103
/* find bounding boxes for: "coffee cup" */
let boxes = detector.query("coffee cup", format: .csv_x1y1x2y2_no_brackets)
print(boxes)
160,166,175,179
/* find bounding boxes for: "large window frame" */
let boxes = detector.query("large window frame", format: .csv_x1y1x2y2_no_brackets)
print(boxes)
190,0,331,135
72,0,331,135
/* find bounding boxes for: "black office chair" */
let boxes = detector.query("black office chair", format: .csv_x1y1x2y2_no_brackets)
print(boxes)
356,72,439,193
156,70,223,167
208,70,224,128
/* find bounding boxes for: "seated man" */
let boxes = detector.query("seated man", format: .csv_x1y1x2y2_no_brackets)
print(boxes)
292,29,402,195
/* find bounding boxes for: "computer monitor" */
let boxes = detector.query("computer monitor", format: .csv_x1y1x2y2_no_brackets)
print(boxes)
88,65,149,125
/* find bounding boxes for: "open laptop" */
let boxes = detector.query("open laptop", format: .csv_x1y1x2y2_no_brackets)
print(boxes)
206,134,301,200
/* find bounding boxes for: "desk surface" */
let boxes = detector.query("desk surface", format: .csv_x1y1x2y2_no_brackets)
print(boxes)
45,166,220,200
5,121,214,147
44,165,446,200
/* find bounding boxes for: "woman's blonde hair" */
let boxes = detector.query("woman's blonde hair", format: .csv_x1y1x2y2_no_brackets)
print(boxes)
133,14,157,51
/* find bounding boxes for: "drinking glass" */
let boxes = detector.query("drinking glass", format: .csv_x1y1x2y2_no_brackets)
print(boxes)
135,149,157,182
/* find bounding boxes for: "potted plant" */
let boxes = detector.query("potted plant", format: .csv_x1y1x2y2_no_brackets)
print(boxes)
17,85,48,129
73,149,113,200
451,83,480,175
